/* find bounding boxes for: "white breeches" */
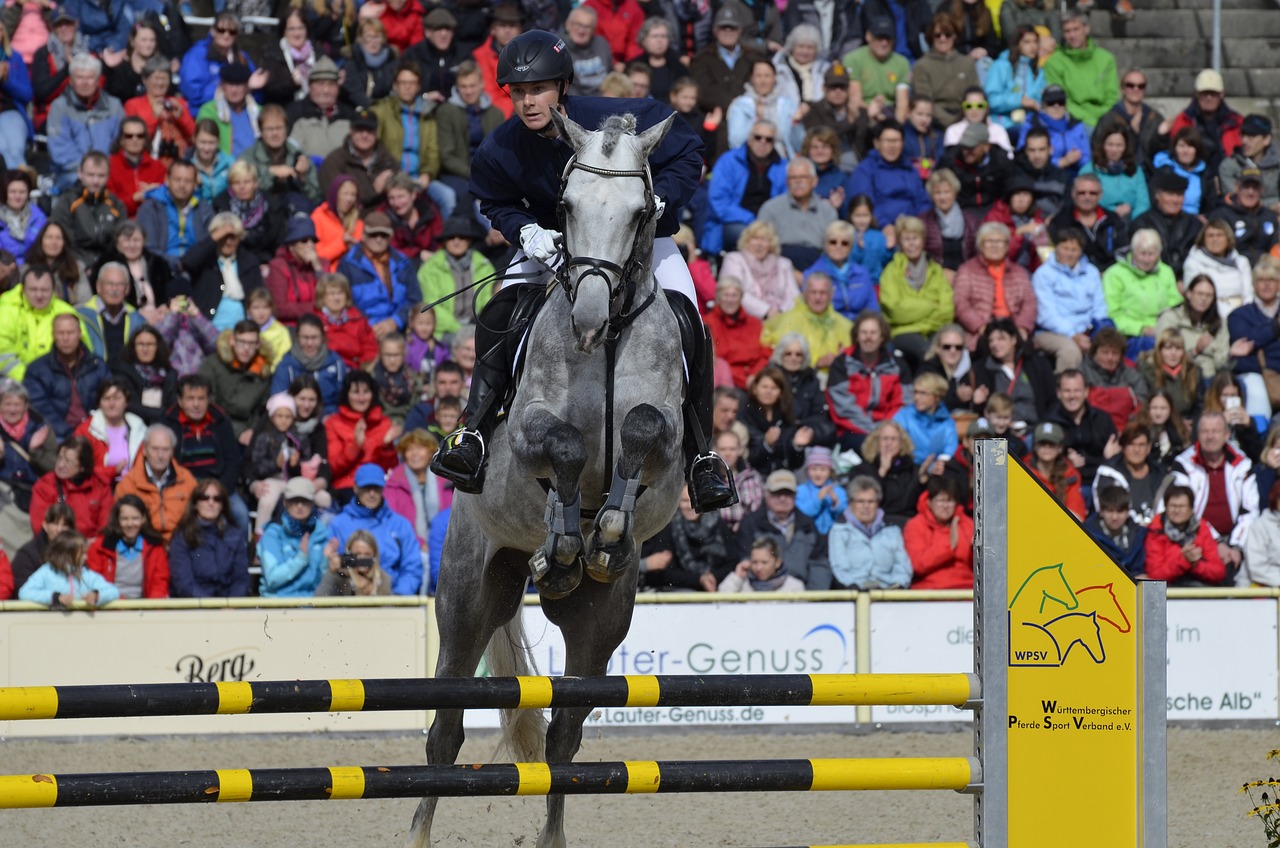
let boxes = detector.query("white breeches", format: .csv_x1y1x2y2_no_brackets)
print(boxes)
506,236,698,308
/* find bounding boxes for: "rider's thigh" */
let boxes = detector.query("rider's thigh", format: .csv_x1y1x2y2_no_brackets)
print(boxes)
651,237,698,308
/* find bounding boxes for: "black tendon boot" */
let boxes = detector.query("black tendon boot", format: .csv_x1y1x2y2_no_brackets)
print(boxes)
429,286,528,493
669,293,738,512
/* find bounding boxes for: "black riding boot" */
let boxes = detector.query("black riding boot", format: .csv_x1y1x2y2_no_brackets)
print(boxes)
430,287,527,494
670,293,738,513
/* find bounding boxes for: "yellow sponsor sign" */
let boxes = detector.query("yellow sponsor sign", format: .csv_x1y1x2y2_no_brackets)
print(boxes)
1005,457,1140,847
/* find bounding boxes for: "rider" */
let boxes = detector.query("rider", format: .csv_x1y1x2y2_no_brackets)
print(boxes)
430,30,738,513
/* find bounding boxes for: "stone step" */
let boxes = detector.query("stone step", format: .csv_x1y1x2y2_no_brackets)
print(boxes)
1100,37,1210,67
1137,67,1280,99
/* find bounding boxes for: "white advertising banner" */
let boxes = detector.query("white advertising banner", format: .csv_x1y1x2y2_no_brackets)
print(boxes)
0,608,431,737
868,601,974,724
1165,599,1278,720
464,601,857,729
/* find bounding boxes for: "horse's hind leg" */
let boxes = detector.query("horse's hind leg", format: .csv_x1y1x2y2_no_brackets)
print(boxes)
515,409,589,598
588,403,669,582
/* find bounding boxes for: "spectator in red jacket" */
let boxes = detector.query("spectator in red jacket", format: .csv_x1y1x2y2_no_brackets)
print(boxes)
471,3,523,119
315,272,379,367
108,117,168,217
266,217,325,326
583,0,645,66
370,0,425,53
707,275,770,390
29,435,114,539
1168,68,1243,171
905,475,975,588
85,493,169,599
1025,420,1087,520
826,310,907,450
324,370,402,499
1145,484,1228,585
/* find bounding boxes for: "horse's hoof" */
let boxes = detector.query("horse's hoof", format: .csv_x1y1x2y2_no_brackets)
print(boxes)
533,557,583,599
586,545,629,583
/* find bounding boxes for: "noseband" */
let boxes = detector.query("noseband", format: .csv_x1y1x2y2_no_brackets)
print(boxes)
555,154,657,322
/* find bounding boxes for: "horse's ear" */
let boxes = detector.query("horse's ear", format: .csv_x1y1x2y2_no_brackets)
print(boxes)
550,109,591,151
636,112,676,158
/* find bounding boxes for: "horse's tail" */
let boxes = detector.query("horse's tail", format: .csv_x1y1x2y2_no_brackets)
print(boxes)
487,613,547,763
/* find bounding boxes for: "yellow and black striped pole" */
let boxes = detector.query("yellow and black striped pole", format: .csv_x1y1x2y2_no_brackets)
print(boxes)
0,757,978,809
0,673,977,721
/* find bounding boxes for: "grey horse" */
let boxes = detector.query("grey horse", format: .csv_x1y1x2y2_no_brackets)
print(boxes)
406,111,686,848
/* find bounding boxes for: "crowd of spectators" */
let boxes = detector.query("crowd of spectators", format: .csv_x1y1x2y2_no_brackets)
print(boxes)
0,0,1275,606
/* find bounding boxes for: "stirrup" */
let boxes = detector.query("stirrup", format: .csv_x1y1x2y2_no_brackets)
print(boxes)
688,451,739,513
430,427,489,494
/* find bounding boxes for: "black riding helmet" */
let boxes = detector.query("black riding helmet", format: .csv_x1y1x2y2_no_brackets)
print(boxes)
496,30,575,88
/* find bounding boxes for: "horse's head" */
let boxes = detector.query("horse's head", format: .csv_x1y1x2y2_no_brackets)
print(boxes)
550,108,675,353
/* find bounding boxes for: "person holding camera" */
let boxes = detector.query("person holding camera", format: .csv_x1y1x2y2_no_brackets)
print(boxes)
317,528,391,596
124,57,196,169
326,462,422,594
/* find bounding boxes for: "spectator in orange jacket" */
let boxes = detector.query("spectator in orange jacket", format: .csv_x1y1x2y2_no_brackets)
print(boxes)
85,493,170,599
29,435,114,539
706,276,770,389
905,475,975,588
1145,484,1230,585
114,423,198,542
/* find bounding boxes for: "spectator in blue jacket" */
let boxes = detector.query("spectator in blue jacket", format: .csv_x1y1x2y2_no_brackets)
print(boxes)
827,474,912,589
61,0,131,54
270,313,349,415
703,120,789,255
24,313,112,440
805,220,877,320
1017,86,1091,178
1032,225,1111,373
137,161,213,264
1228,254,1280,429
257,477,331,597
335,211,421,336
47,54,125,194
17,530,120,607
168,478,250,598
893,372,958,464
0,17,33,169
327,462,423,595
984,27,1045,131
178,12,261,116
845,120,930,236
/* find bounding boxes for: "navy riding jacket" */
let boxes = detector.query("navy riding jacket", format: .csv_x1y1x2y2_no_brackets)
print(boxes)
469,96,705,247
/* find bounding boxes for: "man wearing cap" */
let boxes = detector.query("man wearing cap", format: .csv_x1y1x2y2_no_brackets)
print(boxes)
1047,173,1126,271
841,16,910,125
404,6,466,102
757,157,838,268
1017,85,1091,176
1211,168,1279,264
472,3,524,119
801,66,867,172
1132,169,1200,279
47,53,124,193
938,122,1013,215
690,5,763,126
319,109,399,208
196,63,261,158
1220,115,1280,211
561,6,614,97
857,0,933,61
328,462,423,595
1042,9,1118,127
265,217,326,325
1168,68,1243,171
286,56,356,162
734,469,830,590
417,213,496,335
336,210,421,338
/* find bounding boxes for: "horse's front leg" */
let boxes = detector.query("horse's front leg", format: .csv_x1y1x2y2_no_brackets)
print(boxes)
588,403,670,582
513,407,588,598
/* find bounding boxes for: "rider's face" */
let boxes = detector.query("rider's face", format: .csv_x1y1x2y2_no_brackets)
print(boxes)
509,80,561,133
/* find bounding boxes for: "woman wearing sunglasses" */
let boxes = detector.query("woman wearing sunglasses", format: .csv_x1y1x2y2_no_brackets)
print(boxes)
910,14,979,127
168,478,249,598
944,86,1013,153
179,12,265,116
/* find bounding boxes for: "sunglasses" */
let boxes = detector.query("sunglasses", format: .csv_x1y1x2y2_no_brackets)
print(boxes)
214,25,238,35
940,343,964,351
365,231,390,239
826,238,852,246
1044,99,1067,107
198,493,223,503
752,134,776,143
122,132,146,140
1123,81,1147,90
932,31,954,39
961,101,987,110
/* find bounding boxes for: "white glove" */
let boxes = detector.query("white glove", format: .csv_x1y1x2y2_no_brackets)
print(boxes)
520,223,562,266
653,196,667,218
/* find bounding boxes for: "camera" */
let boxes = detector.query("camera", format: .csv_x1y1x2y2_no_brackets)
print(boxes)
340,554,375,570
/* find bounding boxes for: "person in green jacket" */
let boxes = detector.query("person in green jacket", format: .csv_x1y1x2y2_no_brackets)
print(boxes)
0,265,80,381
878,214,955,366
1042,10,1118,128
194,63,262,158
1102,227,1183,359
416,215,496,337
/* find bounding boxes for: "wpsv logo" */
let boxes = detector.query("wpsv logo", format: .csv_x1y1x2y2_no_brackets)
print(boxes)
175,650,257,682
1008,564,1131,667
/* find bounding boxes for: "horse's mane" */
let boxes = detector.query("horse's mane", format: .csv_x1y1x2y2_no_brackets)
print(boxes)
596,114,638,156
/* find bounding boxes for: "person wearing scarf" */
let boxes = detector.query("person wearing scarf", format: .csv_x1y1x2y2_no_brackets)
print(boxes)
727,58,801,158
827,475,911,589
263,9,317,104
720,220,799,320
718,536,803,593
0,169,43,263
257,477,331,596
643,489,735,592
416,214,495,335
198,318,274,438
341,18,396,111
196,63,261,158
32,13,85,130
1145,484,1228,585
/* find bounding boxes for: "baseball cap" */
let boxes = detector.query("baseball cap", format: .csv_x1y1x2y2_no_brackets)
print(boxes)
1194,68,1224,93
713,4,744,28
1239,167,1265,187
1034,422,1065,446
363,210,394,236
959,122,989,148
353,463,387,489
424,7,457,29
968,417,995,438
764,469,798,493
1042,84,1067,106
1243,114,1273,137
867,16,895,39
283,477,316,502
352,109,378,132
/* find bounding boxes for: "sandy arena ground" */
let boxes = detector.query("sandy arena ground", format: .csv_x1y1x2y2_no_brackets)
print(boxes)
3,726,1271,846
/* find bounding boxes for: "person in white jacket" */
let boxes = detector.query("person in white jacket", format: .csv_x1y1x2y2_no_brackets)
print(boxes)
1181,219,1253,316
1244,486,1280,587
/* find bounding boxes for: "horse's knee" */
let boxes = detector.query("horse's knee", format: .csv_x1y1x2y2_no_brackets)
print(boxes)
618,404,667,477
